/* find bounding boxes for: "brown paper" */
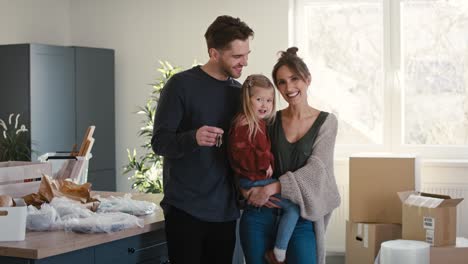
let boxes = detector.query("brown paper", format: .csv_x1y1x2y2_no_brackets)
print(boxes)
22,174,100,211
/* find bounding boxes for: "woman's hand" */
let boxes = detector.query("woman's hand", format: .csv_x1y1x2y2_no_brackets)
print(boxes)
245,186,270,207
244,181,282,208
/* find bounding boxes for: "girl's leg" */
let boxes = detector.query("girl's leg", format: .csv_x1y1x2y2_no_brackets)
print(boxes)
286,218,317,264
240,206,277,264
272,199,300,261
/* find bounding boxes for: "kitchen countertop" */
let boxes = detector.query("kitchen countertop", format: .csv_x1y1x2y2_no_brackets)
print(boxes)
0,192,164,259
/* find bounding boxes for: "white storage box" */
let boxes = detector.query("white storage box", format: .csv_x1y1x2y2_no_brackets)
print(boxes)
38,153,92,184
0,161,52,197
0,199,27,241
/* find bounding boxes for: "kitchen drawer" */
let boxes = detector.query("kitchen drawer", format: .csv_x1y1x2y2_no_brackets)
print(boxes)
133,229,169,264
95,229,168,264
134,241,169,264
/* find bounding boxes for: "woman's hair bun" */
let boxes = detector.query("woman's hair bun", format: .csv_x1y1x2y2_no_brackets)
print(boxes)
278,47,299,58
285,47,299,55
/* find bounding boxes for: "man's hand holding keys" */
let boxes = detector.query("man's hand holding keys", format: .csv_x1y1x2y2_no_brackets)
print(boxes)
196,125,223,147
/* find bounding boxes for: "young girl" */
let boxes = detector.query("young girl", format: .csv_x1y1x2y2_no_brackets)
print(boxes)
228,74,300,264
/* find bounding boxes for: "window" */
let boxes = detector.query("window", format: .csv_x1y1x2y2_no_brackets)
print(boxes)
291,0,468,159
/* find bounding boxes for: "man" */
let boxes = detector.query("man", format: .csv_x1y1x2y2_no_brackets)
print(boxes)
151,15,254,264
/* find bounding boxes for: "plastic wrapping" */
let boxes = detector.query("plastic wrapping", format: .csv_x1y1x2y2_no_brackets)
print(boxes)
379,240,430,264
26,204,60,231
97,193,157,216
26,195,147,233
50,196,93,220
405,194,443,208
62,212,144,233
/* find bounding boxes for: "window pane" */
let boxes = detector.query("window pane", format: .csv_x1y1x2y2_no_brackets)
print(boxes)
297,2,384,145
402,0,468,145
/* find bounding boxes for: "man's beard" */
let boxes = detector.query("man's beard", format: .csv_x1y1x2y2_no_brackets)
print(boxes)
219,60,241,79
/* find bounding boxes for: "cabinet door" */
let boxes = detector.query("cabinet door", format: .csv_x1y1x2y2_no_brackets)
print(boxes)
94,230,168,264
74,47,115,191
133,229,168,264
87,169,115,192
34,247,94,264
0,44,33,156
74,48,115,172
30,44,75,160
0,44,30,122
94,236,137,264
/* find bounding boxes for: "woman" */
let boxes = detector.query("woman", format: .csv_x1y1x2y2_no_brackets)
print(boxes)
239,47,341,264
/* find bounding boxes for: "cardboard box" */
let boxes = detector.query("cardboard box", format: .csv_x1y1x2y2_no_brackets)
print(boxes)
0,161,52,197
0,199,27,241
399,191,463,246
349,153,420,224
345,221,402,264
430,238,468,264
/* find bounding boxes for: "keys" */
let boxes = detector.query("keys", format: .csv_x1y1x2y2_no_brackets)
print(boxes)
215,134,223,147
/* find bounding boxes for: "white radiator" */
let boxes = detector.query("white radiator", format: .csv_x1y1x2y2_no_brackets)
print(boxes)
326,183,349,253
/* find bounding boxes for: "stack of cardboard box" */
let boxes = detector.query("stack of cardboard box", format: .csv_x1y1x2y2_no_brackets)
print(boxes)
346,154,420,264
345,153,466,264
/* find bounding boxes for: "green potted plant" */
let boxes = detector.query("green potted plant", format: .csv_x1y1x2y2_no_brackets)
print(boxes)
124,61,182,193
0,113,30,161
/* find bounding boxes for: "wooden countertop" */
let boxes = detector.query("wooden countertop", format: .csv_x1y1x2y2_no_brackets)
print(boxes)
0,192,165,259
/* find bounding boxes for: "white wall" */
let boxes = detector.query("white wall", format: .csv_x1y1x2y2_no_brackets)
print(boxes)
69,0,289,192
0,0,71,45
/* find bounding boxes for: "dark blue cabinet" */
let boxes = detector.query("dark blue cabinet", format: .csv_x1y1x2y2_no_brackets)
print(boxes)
0,44,75,159
73,46,116,191
0,44,115,191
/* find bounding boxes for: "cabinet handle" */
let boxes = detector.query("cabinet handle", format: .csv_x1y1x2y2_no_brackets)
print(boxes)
128,241,167,255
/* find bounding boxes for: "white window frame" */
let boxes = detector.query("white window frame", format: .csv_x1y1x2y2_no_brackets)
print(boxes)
290,0,468,160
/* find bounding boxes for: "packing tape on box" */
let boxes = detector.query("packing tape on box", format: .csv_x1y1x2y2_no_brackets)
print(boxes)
380,240,430,264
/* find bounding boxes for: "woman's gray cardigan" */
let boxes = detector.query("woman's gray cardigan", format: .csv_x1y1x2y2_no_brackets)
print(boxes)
279,113,341,264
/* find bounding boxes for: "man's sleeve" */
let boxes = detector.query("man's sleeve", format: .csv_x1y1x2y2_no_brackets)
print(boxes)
151,76,198,159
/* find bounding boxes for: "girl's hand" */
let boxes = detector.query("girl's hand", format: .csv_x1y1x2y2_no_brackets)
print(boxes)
240,187,250,200
264,195,281,208
266,165,273,178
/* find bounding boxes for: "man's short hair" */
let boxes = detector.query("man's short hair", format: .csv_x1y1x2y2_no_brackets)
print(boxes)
204,15,254,51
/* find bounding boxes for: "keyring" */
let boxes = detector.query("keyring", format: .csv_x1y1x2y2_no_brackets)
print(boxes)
215,133,223,147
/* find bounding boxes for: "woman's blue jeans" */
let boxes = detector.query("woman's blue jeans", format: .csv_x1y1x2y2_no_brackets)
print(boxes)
239,206,317,264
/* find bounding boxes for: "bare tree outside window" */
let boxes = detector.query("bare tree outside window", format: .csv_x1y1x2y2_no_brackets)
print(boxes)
296,2,383,145
402,0,468,145
294,0,468,158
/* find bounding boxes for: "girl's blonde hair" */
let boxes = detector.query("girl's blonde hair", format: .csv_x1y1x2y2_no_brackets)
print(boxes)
233,74,276,141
